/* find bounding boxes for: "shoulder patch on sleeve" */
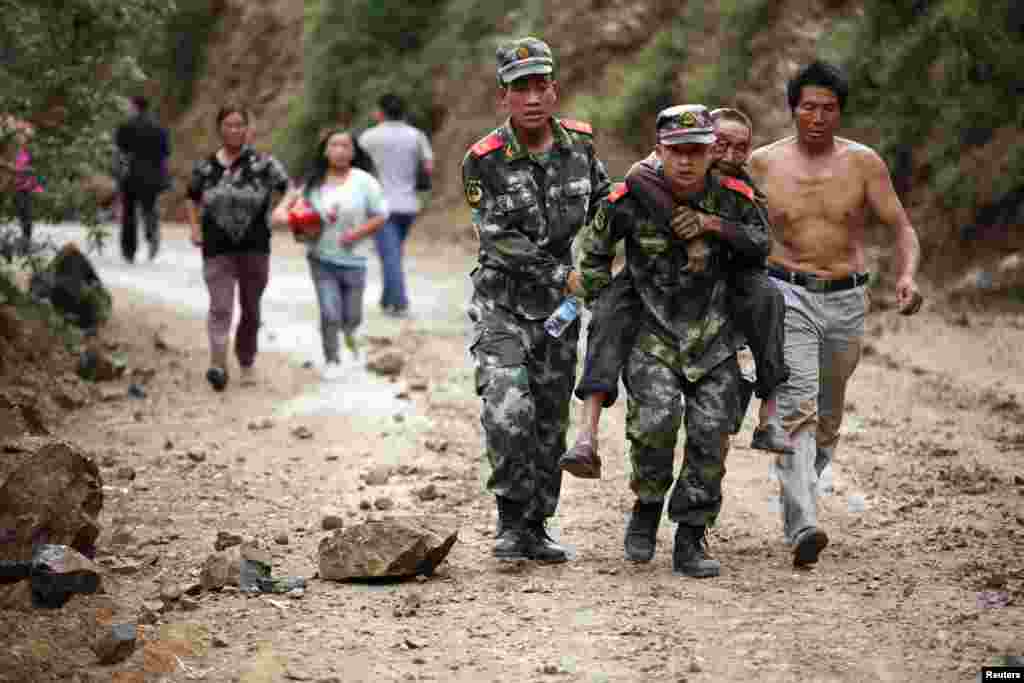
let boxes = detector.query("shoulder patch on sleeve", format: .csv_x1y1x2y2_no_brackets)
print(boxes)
560,119,593,136
470,132,505,158
721,176,755,202
608,182,628,203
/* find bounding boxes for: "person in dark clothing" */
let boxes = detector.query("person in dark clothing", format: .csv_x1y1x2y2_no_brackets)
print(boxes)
114,95,170,263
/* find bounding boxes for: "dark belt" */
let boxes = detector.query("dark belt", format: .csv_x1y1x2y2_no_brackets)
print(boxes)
767,265,869,293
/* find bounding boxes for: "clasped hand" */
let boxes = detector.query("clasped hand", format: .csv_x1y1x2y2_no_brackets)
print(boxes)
671,206,720,241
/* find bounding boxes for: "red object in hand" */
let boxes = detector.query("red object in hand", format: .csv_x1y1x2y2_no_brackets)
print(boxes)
288,200,322,241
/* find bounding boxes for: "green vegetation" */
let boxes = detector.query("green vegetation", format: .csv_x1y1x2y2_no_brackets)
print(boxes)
575,0,776,150
825,0,1024,209
685,0,778,108
139,0,222,116
277,0,535,176
0,0,171,306
575,23,689,149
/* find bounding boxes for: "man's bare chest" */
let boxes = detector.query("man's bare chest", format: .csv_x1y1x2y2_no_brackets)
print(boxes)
764,161,867,227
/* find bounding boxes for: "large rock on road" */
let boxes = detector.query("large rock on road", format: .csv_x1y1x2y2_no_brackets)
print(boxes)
0,440,103,561
318,518,457,581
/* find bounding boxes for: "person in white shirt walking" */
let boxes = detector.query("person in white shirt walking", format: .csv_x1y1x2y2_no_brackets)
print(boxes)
358,94,433,317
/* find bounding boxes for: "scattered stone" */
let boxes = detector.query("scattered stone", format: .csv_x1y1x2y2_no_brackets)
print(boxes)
101,454,118,468
110,527,136,547
179,597,201,611
0,440,103,562
1014,475,1024,486
301,360,314,369
214,531,245,551
163,438,174,451
116,466,136,481
318,519,458,580
324,454,339,462
397,464,419,476
130,367,157,384
91,623,138,664
359,500,372,511
108,560,143,576
951,311,971,328
212,635,230,648
424,438,449,453
274,533,290,546
366,349,405,377
363,465,392,486
291,425,314,440
100,387,124,402
77,348,126,383
160,583,185,602
321,515,345,531
187,448,207,464
414,484,440,502
408,378,428,391
0,580,33,610
127,383,147,400
248,417,274,431
374,497,395,511
201,545,243,591
154,331,171,351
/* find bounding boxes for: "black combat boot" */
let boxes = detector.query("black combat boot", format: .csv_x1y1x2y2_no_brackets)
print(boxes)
624,499,664,562
493,497,531,560
525,519,568,564
672,524,721,578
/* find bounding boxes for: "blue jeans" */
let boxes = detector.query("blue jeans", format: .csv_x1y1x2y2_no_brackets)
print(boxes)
374,212,416,311
308,257,366,363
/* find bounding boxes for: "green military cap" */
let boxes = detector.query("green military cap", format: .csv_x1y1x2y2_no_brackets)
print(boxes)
656,104,716,145
496,37,554,85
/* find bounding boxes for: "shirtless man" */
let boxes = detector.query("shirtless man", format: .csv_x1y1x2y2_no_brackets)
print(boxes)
749,61,922,567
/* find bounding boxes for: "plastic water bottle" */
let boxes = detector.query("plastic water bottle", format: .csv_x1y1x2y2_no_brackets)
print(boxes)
544,296,580,338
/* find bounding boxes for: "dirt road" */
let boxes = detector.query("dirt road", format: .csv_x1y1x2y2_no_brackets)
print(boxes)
4,221,1023,682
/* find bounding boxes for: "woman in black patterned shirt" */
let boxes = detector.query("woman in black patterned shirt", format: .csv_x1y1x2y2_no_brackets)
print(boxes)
186,105,291,391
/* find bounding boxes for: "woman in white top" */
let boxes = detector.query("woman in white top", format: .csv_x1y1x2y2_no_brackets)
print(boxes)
272,129,388,379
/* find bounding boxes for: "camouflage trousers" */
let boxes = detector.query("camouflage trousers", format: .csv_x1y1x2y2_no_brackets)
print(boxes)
468,295,579,521
623,333,742,527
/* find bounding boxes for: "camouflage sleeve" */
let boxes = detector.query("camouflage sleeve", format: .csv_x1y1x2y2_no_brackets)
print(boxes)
587,148,612,224
462,152,571,290
577,198,624,307
716,195,771,269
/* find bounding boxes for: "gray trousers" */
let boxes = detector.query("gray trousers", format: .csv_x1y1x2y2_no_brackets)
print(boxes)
772,278,867,543
308,257,366,363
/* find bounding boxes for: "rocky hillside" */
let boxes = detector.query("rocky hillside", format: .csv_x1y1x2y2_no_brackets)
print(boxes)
162,0,1022,291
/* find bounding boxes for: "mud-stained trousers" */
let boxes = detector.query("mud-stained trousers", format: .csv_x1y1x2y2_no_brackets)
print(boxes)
772,278,867,543
469,295,579,522
623,335,742,528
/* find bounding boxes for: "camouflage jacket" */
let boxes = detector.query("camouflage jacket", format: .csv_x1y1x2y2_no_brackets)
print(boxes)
462,116,611,319
578,171,770,381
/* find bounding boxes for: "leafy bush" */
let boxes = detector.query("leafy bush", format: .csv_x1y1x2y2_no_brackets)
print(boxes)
277,0,530,176
828,0,1024,209
139,0,222,115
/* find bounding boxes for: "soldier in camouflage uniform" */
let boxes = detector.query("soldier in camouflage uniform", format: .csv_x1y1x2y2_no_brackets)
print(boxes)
561,106,790,483
577,105,770,577
461,37,611,563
